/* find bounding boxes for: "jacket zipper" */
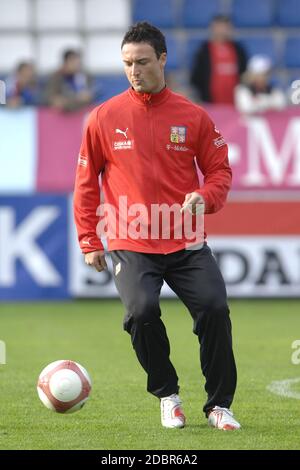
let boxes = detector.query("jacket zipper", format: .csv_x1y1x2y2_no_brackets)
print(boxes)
147,101,161,247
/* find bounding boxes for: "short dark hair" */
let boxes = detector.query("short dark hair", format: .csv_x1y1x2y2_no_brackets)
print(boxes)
121,21,167,59
63,49,80,63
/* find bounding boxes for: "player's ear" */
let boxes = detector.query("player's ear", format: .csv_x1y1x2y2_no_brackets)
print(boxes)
159,52,167,68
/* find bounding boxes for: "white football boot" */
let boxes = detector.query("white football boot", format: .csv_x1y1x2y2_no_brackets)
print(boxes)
160,393,186,429
208,406,241,430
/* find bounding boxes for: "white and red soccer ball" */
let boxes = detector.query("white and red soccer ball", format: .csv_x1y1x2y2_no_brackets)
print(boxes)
37,360,92,413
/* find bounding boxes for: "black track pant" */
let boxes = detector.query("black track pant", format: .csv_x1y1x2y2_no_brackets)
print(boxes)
111,244,237,414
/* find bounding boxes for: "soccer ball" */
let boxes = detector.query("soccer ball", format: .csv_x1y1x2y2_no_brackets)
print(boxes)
37,360,92,413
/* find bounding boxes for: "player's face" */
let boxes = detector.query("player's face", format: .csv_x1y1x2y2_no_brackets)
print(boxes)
122,42,167,94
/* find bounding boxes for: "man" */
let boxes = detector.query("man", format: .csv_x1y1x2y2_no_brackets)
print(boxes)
190,15,247,104
74,22,240,431
6,61,40,107
45,49,93,112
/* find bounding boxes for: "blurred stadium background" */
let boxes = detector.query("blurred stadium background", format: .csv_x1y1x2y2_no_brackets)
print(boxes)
0,0,300,450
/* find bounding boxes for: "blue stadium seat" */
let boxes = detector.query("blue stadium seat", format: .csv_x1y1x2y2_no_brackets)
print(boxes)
269,73,286,89
277,0,300,27
239,37,277,65
185,35,205,68
284,37,300,68
182,0,220,28
288,73,300,86
94,75,129,103
232,0,274,27
132,0,177,28
165,34,181,70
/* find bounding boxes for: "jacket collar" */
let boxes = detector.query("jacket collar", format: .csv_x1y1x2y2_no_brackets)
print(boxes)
128,85,171,106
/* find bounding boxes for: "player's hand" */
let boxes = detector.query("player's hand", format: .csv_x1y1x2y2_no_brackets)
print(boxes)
180,192,205,215
84,251,107,272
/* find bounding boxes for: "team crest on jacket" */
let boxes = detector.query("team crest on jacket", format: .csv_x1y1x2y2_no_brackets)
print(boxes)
170,126,186,143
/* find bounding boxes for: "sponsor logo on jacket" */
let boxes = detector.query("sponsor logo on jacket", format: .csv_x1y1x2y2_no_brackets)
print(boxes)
113,140,134,151
213,136,226,148
78,155,88,167
166,144,189,152
113,127,134,150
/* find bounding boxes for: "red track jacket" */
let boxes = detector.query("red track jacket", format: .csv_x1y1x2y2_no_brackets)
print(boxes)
74,86,232,254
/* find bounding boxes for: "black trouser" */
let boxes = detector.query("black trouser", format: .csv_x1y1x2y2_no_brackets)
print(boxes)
111,244,237,414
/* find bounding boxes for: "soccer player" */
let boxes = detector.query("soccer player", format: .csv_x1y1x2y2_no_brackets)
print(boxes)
74,22,240,430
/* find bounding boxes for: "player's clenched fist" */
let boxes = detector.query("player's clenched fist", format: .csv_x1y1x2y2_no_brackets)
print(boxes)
84,251,107,272
181,192,205,214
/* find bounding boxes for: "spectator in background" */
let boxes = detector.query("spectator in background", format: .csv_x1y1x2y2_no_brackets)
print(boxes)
45,49,93,112
235,55,286,114
190,15,247,104
6,62,40,107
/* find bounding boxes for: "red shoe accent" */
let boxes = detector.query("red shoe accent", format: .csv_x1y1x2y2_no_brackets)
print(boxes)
222,424,236,431
216,412,222,428
173,406,186,423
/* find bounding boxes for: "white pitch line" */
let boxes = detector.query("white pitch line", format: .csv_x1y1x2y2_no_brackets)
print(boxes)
267,378,300,399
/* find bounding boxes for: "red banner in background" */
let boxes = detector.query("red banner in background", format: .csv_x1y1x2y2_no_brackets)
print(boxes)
35,105,300,192
205,200,300,235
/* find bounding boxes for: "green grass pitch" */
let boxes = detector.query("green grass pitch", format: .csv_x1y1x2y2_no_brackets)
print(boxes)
0,299,300,450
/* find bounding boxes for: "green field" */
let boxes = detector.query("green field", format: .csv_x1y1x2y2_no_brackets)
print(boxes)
0,299,300,450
